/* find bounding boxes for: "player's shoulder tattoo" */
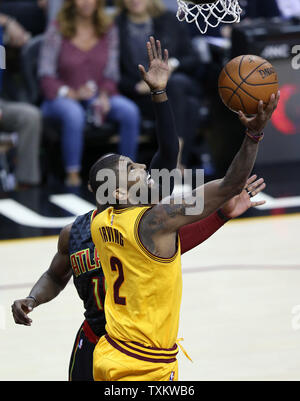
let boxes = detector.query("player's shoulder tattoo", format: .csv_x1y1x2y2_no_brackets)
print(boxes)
139,203,185,254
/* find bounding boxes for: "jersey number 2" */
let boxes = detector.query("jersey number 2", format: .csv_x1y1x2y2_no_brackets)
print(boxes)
110,257,126,305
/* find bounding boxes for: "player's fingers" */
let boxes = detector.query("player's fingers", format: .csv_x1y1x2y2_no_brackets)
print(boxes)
251,200,266,207
156,40,162,60
250,182,266,197
11,304,32,325
138,64,147,79
164,49,169,64
257,100,264,115
238,110,248,126
14,312,32,325
274,90,281,109
245,175,258,187
265,93,276,115
150,36,158,59
146,41,153,62
248,177,264,191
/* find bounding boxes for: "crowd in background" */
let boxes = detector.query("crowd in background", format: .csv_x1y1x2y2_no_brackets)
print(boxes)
0,0,298,191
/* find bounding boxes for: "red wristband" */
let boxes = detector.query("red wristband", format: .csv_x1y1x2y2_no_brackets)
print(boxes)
245,129,264,143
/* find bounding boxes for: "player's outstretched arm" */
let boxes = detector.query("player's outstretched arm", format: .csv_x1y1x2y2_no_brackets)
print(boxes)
11,225,73,326
139,36,179,173
140,93,279,253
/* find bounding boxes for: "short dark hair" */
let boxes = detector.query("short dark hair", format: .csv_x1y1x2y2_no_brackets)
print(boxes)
89,153,121,195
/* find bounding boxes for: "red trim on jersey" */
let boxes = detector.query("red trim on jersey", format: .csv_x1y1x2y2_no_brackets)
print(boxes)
131,341,178,352
105,335,178,364
83,320,100,344
91,209,98,222
119,341,178,358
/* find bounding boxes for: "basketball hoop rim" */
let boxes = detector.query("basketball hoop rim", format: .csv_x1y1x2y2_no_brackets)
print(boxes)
176,0,243,35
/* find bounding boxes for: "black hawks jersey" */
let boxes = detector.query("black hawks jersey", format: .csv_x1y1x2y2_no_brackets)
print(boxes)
69,210,106,337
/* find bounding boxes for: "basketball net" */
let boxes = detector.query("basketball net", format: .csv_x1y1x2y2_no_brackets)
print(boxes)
176,0,242,34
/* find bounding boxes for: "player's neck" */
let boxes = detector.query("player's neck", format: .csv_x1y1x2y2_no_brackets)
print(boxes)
109,203,150,211
116,204,149,210
96,201,150,213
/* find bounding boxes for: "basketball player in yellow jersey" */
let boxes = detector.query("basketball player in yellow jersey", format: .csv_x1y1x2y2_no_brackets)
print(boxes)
90,37,280,381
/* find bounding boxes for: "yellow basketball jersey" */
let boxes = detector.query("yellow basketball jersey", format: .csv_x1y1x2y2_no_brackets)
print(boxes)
91,206,182,349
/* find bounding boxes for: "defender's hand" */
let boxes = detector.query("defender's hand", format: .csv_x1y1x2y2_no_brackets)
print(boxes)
221,175,266,219
138,36,169,92
238,91,280,135
11,298,36,326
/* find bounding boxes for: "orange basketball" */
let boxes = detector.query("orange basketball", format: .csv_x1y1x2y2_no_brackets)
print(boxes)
218,55,279,115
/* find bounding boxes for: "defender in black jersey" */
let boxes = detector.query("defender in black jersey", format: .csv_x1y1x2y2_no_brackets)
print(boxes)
13,38,182,381
69,210,105,337
68,210,105,380
11,37,268,381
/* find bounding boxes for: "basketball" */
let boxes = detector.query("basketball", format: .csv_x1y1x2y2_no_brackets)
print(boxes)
218,55,279,115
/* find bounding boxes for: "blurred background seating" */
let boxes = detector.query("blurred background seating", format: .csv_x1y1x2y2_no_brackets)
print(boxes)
0,0,299,191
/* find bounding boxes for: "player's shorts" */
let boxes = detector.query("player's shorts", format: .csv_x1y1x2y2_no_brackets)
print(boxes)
93,334,179,381
68,320,101,381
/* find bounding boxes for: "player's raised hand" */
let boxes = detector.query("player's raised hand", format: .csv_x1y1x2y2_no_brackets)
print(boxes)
11,298,36,326
238,91,280,135
221,175,266,219
138,36,169,92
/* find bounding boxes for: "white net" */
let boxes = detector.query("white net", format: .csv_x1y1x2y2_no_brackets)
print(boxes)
177,0,242,34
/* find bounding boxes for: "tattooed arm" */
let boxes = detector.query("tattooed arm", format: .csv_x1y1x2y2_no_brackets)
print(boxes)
140,92,280,257
139,137,257,257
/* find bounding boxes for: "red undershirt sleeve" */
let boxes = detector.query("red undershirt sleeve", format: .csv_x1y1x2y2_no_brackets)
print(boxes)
179,210,231,255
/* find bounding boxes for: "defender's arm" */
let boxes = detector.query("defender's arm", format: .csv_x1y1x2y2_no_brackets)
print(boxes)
11,225,73,326
139,37,179,173
179,175,266,254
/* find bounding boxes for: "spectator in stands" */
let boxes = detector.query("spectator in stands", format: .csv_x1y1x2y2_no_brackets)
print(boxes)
115,0,202,168
38,0,140,187
0,13,41,188
242,0,281,19
0,12,31,47
44,0,117,23
275,0,300,19
0,1,46,37
42,0,64,23
161,0,177,12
